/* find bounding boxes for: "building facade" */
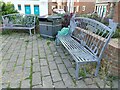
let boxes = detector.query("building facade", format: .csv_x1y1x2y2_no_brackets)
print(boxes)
48,0,67,15
3,0,48,16
48,0,95,15
74,1,95,14
95,0,120,23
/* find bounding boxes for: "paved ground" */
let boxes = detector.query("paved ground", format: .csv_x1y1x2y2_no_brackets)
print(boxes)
0,33,118,89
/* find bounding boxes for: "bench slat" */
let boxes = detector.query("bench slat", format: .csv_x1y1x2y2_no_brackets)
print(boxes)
59,35,98,63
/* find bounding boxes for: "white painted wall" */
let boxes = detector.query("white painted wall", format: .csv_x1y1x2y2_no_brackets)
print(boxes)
2,0,48,16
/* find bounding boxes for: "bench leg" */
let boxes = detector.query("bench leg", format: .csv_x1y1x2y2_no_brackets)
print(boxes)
29,29,32,35
55,37,60,46
75,63,79,80
95,62,100,76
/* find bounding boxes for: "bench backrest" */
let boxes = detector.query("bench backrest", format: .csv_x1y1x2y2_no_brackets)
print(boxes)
2,13,36,27
70,17,117,60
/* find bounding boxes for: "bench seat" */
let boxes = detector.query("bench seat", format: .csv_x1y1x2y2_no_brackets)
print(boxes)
59,35,98,63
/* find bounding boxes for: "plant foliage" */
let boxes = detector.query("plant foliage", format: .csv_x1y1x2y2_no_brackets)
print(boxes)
1,1,18,15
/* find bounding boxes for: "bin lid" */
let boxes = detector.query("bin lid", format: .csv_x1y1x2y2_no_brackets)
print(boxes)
38,15,61,22
47,15,62,22
47,15,61,19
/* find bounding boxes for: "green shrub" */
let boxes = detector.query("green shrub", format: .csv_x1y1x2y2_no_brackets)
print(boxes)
112,28,120,38
1,1,18,15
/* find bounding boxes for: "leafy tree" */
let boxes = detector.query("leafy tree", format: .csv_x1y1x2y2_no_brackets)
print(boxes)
1,1,18,15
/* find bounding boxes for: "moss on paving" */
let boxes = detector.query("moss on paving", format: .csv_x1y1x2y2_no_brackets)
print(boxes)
29,58,33,89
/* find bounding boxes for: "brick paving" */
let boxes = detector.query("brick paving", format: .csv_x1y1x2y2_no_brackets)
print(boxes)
1,33,118,89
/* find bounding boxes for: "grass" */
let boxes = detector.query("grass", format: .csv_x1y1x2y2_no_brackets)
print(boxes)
1,30,13,35
46,41,51,46
29,58,33,89
79,68,86,77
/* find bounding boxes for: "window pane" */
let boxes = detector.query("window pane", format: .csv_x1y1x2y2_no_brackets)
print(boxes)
18,5,21,10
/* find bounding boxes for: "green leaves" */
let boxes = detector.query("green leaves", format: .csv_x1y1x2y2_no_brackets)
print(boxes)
1,2,18,15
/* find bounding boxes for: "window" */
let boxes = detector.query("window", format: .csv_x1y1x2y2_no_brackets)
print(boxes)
82,6,86,11
25,5,31,14
34,5,40,15
18,4,21,10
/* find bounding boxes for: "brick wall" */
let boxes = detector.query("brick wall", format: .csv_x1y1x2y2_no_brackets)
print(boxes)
113,1,120,23
48,2,57,15
104,39,120,76
74,2,95,14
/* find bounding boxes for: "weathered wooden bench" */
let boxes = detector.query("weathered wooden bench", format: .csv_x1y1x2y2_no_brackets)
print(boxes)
56,15,117,80
1,13,36,35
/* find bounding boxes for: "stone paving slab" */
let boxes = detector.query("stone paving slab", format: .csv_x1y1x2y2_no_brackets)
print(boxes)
1,33,118,89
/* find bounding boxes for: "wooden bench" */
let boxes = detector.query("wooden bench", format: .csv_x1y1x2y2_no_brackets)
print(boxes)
56,15,117,80
1,13,36,35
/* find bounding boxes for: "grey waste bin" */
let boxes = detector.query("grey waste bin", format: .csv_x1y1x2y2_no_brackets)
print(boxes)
39,15,62,38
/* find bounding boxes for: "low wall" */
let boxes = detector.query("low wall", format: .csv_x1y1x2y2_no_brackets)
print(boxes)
104,39,120,76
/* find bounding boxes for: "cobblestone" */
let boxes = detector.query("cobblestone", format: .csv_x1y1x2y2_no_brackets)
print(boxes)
1,34,115,88
33,63,40,72
54,81,66,88
22,68,30,79
2,72,11,84
24,60,31,68
2,61,8,68
21,79,30,88
10,79,20,88
40,59,48,66
14,66,23,75
62,59,73,68
88,84,98,88
32,72,41,85
47,55,54,62
76,80,88,88
5,63,14,72
16,57,24,66
51,70,62,82
41,66,50,77
57,64,68,74
84,78,95,85
49,61,57,70
61,74,75,87
2,83,9,88
54,57,63,64
42,76,53,88
32,84,42,88
32,56,39,63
